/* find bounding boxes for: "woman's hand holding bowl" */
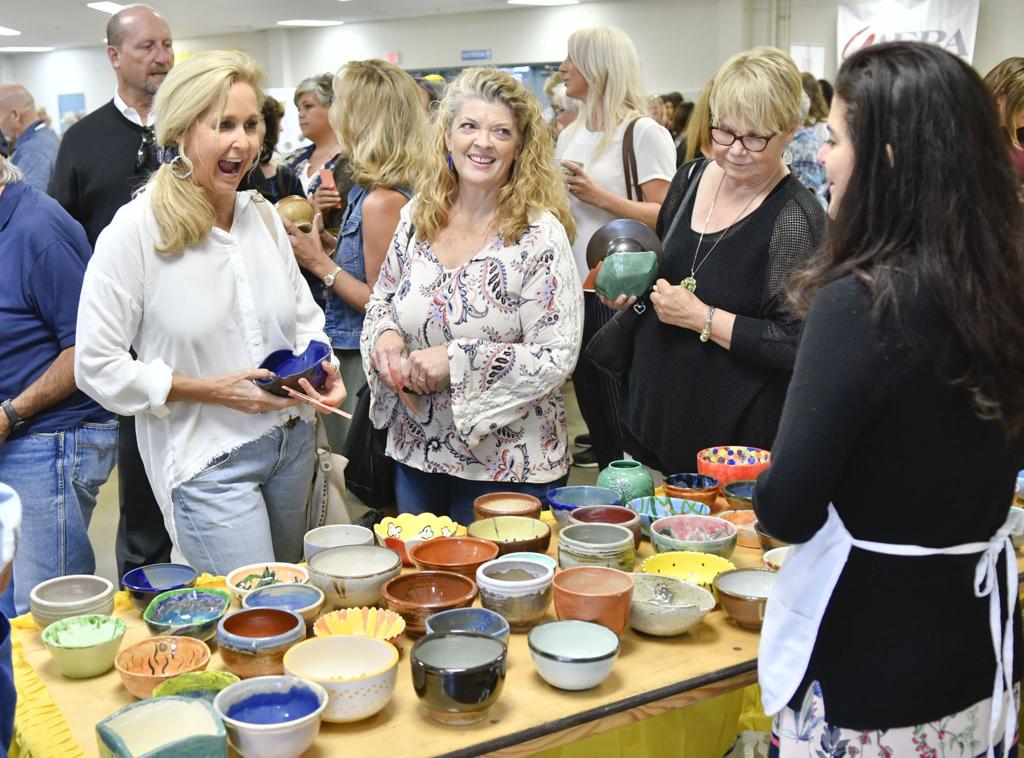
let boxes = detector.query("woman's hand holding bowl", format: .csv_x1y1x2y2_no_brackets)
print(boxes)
650,278,706,332
597,292,639,311
283,214,334,278
404,346,450,395
297,361,347,409
211,369,301,414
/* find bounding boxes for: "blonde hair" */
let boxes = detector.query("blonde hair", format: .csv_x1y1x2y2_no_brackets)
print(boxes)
148,50,264,253
330,60,428,190
413,67,574,245
710,47,802,136
684,78,714,163
985,57,1024,149
562,26,647,159
800,71,829,125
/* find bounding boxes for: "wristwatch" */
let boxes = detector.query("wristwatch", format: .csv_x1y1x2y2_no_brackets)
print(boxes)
1,400,26,434
323,266,343,287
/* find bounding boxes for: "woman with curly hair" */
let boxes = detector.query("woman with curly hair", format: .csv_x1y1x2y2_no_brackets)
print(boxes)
985,57,1024,183
361,67,583,523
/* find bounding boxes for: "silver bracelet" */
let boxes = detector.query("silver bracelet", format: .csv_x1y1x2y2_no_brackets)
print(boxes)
699,306,716,342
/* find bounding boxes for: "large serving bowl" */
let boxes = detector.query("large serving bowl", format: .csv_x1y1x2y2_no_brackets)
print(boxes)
41,614,126,678
472,492,543,521
143,588,231,642
307,545,402,610
411,632,507,726
214,675,328,758
96,696,226,758
528,620,619,691
30,574,115,630
640,551,736,597
424,608,511,646
409,537,500,578
302,524,374,563
115,635,211,699
663,474,721,510
243,583,325,629
373,513,466,565
546,486,621,532
717,509,759,549
552,566,634,635
696,446,771,485
557,523,635,571
475,558,554,631
626,496,712,538
468,516,551,556
629,574,714,636
225,563,309,603
284,636,399,723
567,505,642,549
381,571,478,637
217,608,306,679
121,563,198,614
313,607,406,645
722,480,756,510
649,514,738,559
715,568,776,630
754,522,788,554
152,671,240,702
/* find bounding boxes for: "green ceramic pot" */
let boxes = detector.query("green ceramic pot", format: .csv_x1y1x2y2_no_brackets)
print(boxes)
594,251,659,300
596,460,654,505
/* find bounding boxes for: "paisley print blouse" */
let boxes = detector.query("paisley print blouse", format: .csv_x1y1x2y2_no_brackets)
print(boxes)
360,203,583,483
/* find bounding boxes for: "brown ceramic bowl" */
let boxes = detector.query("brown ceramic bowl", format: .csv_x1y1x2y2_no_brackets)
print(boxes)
115,635,211,699
567,505,642,549
409,537,500,579
382,571,478,637
754,522,788,554
215,608,307,680
472,492,542,521
274,195,315,232
714,569,775,630
663,473,722,512
552,566,634,636
467,516,552,556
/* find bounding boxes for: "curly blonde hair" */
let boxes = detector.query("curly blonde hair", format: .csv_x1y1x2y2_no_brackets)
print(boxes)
413,67,574,245
985,57,1024,149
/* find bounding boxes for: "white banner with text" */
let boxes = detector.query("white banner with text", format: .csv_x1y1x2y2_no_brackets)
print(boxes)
837,0,979,66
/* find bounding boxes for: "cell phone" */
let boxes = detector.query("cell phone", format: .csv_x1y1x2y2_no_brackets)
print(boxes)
318,168,342,208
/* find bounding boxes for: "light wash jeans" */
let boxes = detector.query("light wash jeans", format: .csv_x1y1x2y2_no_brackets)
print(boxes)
170,419,314,576
0,420,118,616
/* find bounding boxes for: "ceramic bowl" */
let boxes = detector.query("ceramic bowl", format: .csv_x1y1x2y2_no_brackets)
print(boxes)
629,574,714,636
755,522,788,553
97,695,227,758
696,446,771,486
640,551,736,597
115,635,211,699
567,505,642,549
1011,506,1024,550
546,486,621,532
381,571,478,637
243,583,325,628
763,546,791,571
594,250,659,300
467,516,552,556
255,340,330,397
284,636,399,723
121,563,198,614
475,558,554,631
495,551,557,572
650,514,738,559
373,513,467,565
424,607,511,646
552,566,634,636
275,195,315,231
472,492,543,521
307,545,402,610
152,671,241,702
717,509,759,549
557,523,636,572
409,537,500,578
313,607,406,644
225,562,309,602
302,524,374,562
722,480,756,510
214,675,328,758
411,632,508,726
715,568,776,630
217,608,306,679
626,496,712,538
663,473,721,511
143,587,231,642
29,574,116,630
528,620,619,691
41,614,126,678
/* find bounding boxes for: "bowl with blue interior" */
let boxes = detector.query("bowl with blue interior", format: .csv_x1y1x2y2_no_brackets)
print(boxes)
122,563,199,615
144,587,232,642
256,340,331,397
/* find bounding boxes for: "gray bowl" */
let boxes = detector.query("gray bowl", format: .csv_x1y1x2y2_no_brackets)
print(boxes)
629,574,714,636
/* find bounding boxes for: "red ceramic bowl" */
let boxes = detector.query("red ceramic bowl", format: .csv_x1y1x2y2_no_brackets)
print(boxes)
472,492,542,521
567,505,642,549
696,446,771,486
408,537,500,579
382,571,478,638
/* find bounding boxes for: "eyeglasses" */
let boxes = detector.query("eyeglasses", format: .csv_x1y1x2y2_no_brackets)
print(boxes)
135,126,155,173
710,126,775,153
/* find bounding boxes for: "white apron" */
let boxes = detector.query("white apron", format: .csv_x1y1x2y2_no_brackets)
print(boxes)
759,504,1021,758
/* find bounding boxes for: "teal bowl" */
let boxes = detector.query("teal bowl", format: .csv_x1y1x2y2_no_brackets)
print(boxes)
97,695,227,757
626,496,711,538
144,588,232,642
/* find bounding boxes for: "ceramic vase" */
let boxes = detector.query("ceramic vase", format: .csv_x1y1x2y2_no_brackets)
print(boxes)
596,460,654,505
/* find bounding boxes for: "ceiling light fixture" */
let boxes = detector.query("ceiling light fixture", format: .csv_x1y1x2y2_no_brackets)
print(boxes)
0,47,55,53
86,2,126,13
0,26,21,37
277,19,344,27
507,0,580,5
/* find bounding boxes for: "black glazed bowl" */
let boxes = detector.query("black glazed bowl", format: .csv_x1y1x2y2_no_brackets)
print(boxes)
410,632,507,726
255,340,331,397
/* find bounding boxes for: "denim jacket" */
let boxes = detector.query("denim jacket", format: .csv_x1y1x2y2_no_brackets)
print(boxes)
324,184,411,349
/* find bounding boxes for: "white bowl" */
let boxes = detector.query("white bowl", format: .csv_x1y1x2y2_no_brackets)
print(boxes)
1009,506,1024,550
97,696,226,756
629,574,714,636
763,546,791,571
303,525,374,562
213,675,327,758
527,620,619,690
30,574,115,630
225,563,309,602
307,546,402,610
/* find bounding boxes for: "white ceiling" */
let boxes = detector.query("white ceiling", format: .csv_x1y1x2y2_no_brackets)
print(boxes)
5,0,538,50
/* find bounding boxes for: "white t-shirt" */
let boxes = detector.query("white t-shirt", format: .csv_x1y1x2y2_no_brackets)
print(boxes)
555,116,676,278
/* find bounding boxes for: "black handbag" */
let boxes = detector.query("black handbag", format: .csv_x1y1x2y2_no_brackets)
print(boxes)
341,383,395,509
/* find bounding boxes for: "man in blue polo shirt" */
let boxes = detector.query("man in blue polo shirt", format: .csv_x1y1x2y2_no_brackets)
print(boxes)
0,84,60,193
0,152,116,617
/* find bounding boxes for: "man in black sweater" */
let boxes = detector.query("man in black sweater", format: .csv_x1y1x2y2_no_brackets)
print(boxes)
49,4,175,578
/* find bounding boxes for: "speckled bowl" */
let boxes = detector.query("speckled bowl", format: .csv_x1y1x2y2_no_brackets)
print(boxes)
143,588,232,642
629,574,714,636
42,614,126,678
650,514,738,558
115,635,211,699
121,563,198,614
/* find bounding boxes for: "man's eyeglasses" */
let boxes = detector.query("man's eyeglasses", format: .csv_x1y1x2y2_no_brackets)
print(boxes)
135,126,155,173
710,126,775,153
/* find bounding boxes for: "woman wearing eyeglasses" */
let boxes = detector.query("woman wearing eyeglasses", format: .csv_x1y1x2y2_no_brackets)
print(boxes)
607,47,827,475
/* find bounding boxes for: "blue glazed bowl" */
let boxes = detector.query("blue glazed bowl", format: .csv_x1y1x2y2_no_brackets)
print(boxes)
546,486,621,532
122,563,199,614
424,607,511,646
213,675,327,758
144,588,231,642
243,584,325,628
626,496,712,538
722,479,756,510
256,340,331,397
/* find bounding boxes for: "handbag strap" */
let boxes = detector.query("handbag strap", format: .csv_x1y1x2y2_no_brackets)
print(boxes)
659,158,708,253
622,118,645,202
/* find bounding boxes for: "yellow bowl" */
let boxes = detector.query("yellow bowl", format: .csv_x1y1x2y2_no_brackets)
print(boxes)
313,607,406,646
373,514,466,565
640,551,736,598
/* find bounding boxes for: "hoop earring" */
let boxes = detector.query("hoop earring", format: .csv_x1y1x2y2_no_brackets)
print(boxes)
782,147,793,165
169,154,193,181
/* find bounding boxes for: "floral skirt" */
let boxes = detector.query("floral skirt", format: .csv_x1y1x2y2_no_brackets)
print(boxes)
769,681,1020,757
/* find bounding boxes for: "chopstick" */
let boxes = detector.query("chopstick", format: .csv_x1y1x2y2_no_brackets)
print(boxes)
282,385,353,419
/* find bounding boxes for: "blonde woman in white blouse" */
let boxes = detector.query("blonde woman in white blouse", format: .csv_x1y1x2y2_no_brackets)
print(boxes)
75,51,345,575
362,67,583,524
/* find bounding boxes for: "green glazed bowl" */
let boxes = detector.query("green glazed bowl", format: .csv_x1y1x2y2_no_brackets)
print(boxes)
594,251,659,300
152,670,241,703
42,614,127,679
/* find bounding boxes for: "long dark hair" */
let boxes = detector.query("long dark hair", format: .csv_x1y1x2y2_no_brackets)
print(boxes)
790,42,1024,435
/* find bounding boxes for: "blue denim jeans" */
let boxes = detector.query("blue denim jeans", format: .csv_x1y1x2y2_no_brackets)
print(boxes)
0,420,118,616
170,419,314,576
394,462,568,526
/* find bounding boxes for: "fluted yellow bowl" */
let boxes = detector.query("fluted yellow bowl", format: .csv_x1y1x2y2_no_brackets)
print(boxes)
373,513,466,565
640,551,736,599
313,607,406,645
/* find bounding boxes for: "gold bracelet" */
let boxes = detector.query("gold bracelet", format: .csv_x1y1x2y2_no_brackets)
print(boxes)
699,306,716,342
